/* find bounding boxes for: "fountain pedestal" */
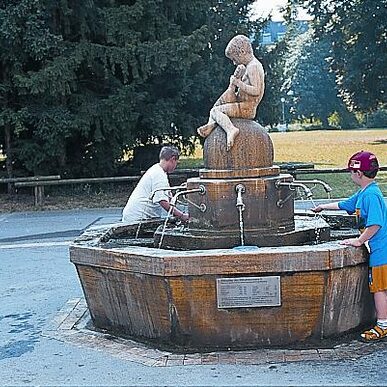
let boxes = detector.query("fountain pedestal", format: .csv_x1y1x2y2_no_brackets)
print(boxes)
155,119,330,249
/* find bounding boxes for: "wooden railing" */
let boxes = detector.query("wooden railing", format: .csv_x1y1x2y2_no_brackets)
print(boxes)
0,175,61,201
12,169,199,206
4,165,386,206
14,176,141,206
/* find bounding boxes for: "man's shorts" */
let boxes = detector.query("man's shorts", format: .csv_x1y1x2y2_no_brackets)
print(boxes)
369,264,387,293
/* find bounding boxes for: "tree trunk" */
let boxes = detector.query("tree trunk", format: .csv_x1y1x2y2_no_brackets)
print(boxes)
321,116,329,129
4,122,15,194
3,62,15,194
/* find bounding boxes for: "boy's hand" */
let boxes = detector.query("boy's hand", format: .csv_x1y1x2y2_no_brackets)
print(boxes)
311,205,323,213
340,238,363,247
229,75,242,88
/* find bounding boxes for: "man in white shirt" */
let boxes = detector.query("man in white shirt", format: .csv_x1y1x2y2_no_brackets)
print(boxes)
122,146,189,224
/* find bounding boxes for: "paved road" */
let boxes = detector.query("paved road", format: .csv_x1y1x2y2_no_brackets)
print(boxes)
1,207,386,386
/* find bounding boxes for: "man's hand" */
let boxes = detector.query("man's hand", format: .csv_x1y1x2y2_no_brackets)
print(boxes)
180,213,190,222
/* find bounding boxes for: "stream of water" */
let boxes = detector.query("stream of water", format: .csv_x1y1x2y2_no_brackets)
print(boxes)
158,206,175,249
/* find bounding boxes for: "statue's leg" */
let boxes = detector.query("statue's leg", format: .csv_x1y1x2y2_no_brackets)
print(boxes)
210,105,240,151
197,118,217,138
214,88,237,107
197,90,239,139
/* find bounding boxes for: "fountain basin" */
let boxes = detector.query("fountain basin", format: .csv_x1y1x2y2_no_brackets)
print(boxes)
154,216,330,249
70,224,373,350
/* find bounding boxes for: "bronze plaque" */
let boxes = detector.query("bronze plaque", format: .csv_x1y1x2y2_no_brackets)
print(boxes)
217,276,281,308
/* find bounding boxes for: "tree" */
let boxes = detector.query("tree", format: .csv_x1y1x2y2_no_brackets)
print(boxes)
255,38,288,128
293,0,387,111
283,29,357,128
0,0,61,182
1,0,260,178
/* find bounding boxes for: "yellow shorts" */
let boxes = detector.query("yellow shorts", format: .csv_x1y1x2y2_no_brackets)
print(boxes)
369,264,387,293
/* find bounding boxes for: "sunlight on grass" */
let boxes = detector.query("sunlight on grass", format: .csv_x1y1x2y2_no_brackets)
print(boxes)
179,129,387,198
270,129,387,168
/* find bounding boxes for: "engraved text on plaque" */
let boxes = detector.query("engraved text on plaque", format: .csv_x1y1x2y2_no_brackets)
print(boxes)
216,276,281,308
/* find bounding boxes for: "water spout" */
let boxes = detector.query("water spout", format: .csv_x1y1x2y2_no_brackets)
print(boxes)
170,185,206,207
275,180,313,199
235,184,246,210
293,179,332,195
157,185,206,249
235,184,246,246
149,182,188,201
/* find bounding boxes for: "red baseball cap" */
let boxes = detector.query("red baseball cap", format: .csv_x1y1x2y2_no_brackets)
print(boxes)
347,151,379,172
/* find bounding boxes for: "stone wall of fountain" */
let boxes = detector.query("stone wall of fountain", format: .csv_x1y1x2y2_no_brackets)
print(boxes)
70,225,372,349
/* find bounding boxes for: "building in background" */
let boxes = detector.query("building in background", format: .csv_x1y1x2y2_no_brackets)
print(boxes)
261,20,309,45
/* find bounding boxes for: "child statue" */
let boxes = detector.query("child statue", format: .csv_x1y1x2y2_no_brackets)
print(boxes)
197,35,265,151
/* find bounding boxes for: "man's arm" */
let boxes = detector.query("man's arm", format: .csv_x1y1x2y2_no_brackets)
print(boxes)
159,200,189,222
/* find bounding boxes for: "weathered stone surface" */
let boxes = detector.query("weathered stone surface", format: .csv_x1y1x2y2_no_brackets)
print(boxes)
204,119,274,171
70,230,373,350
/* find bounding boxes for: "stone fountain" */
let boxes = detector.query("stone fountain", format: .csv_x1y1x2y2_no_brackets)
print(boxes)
70,35,373,350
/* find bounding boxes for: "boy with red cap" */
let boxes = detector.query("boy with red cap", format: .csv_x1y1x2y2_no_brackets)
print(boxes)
312,151,387,341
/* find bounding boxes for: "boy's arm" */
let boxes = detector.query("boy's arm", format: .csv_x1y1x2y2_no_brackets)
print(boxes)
311,202,340,212
340,225,381,247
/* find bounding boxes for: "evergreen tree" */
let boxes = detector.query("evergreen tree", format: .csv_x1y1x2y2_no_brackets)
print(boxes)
0,0,61,181
1,0,260,177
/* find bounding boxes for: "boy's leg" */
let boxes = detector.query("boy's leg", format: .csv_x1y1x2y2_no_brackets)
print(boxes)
197,119,217,138
374,290,387,320
210,102,256,150
198,88,238,138
214,87,237,106
361,265,387,341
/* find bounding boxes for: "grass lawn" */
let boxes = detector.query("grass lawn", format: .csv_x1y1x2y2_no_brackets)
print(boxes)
1,128,386,212
271,129,387,198
270,129,387,168
180,128,387,199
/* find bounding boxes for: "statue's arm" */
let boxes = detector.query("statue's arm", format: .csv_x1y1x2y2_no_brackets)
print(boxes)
231,62,264,97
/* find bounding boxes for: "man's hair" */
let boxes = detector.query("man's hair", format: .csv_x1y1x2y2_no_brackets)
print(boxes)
159,146,179,161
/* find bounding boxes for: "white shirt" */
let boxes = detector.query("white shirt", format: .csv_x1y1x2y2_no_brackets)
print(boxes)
122,163,170,224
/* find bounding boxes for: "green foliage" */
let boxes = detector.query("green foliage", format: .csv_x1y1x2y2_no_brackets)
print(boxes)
283,29,358,128
296,0,387,111
0,0,260,177
254,20,313,128
365,108,387,128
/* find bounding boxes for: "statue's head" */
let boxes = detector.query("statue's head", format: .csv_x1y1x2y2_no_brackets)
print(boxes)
225,35,254,65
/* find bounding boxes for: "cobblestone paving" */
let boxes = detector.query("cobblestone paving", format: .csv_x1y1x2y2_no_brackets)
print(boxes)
43,298,387,368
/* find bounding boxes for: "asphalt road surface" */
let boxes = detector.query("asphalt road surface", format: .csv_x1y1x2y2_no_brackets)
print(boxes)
1,207,386,386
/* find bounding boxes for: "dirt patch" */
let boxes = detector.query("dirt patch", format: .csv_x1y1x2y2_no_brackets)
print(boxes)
0,191,128,213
